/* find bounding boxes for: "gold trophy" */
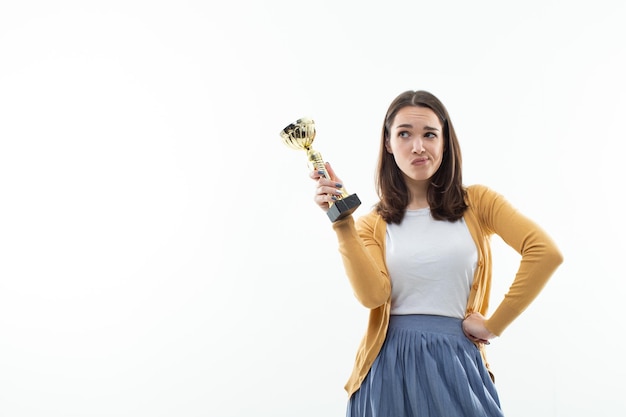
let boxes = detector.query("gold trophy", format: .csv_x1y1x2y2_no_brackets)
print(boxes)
280,117,361,222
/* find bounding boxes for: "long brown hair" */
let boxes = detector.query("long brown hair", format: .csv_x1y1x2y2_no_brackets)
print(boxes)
375,90,467,224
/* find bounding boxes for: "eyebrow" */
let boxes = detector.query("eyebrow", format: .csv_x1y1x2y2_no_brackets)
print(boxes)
395,123,440,131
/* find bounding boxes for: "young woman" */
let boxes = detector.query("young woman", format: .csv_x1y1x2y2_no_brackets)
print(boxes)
310,90,563,417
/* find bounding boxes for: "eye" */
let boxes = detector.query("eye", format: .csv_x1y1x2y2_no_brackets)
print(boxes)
424,132,437,139
398,131,410,138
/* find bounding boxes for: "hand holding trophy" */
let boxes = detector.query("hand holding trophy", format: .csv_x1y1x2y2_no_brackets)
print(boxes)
280,117,361,222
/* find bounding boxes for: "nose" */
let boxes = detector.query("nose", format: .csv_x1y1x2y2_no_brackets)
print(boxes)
412,138,425,154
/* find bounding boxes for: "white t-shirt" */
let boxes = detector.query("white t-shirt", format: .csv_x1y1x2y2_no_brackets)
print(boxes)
386,208,477,318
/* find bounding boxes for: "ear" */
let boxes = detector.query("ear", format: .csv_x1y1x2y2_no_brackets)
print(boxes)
384,139,393,154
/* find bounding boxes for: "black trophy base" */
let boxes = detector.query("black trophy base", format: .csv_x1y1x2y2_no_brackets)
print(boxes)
327,194,361,223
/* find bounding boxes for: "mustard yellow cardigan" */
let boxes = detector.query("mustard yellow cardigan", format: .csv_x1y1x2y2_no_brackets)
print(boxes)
331,184,563,397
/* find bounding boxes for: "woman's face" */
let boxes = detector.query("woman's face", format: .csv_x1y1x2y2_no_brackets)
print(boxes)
385,106,445,184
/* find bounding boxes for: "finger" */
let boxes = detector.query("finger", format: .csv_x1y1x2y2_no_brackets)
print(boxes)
317,174,344,188
310,167,328,180
466,334,490,345
313,193,336,210
324,162,343,184
317,185,344,198
467,333,488,342
310,168,336,184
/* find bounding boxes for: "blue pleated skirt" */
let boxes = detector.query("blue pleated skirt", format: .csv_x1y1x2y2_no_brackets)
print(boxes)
347,315,504,417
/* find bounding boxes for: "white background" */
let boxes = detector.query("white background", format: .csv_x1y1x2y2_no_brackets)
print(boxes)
1,1,624,416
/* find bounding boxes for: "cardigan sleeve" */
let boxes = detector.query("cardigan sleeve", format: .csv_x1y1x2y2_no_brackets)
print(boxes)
331,213,391,309
470,185,564,335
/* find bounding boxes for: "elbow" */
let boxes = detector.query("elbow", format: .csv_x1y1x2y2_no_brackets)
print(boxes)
359,297,388,309
527,238,564,270
549,246,564,269
355,287,390,309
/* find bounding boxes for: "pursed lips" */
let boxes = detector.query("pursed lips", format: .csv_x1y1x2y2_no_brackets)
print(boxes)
411,157,429,165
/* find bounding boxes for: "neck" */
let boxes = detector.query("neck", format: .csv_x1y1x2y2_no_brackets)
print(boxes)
406,183,429,210
406,200,429,210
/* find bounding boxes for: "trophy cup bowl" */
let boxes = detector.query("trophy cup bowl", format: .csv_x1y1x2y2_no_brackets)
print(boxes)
280,117,316,151
280,117,361,222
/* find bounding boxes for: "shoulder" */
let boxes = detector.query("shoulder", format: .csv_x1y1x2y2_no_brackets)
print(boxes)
465,184,504,206
357,208,380,223
356,208,383,228
355,208,386,239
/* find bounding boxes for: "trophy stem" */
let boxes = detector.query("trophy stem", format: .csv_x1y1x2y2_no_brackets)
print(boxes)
306,148,349,198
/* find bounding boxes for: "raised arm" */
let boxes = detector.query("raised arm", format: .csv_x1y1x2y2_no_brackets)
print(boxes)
311,163,391,308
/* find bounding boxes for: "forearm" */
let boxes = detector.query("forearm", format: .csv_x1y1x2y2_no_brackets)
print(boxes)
486,237,563,335
332,216,391,308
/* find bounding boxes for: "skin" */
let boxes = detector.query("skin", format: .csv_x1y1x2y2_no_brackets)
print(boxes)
384,106,445,209
310,106,495,344
463,312,495,344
